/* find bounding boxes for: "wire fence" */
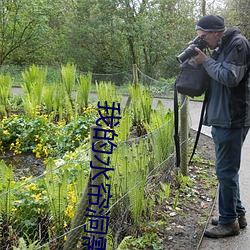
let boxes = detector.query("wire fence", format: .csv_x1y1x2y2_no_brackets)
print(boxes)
0,66,190,249
0,64,175,97
137,68,175,94
91,71,134,86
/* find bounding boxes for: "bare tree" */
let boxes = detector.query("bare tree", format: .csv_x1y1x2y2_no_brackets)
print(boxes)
0,0,48,65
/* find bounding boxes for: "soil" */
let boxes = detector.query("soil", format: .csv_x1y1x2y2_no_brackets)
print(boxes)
0,152,45,180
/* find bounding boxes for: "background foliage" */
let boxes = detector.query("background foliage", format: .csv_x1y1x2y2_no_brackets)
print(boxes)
1,0,248,80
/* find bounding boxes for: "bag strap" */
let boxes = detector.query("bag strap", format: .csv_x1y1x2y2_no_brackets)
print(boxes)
174,80,180,168
174,80,208,168
189,91,208,164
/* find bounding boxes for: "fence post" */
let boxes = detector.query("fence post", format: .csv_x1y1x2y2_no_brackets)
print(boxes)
133,64,138,86
63,125,104,250
180,94,189,176
124,64,138,113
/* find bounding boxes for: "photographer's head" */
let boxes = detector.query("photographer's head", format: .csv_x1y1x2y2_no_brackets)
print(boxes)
195,15,225,49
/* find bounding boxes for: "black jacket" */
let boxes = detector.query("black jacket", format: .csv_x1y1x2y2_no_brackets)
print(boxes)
203,26,250,128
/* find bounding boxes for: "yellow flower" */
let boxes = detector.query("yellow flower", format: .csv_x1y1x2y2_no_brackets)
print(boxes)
26,183,37,191
10,143,14,150
71,195,76,204
12,207,17,212
21,176,33,181
14,149,22,155
3,130,9,135
36,152,41,159
43,147,49,157
67,189,77,204
65,205,74,218
32,193,42,201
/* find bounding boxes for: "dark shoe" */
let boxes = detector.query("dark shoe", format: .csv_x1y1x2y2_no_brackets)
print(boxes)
204,222,240,238
211,214,247,229
238,215,247,228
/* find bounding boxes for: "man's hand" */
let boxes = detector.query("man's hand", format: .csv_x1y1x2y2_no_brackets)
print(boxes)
192,47,207,64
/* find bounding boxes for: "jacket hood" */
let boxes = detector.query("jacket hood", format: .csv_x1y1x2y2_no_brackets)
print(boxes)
221,26,241,46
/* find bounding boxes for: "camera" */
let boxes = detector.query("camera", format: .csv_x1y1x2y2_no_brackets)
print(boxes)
176,36,208,64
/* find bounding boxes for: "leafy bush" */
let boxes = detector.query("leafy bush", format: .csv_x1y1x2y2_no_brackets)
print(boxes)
0,106,98,157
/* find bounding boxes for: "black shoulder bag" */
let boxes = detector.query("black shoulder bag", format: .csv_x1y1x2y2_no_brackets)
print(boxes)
174,58,210,168
175,58,208,97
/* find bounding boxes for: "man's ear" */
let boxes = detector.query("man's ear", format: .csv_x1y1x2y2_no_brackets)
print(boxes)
216,31,224,38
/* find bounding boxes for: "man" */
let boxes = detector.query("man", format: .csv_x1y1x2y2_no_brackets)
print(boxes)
192,15,250,238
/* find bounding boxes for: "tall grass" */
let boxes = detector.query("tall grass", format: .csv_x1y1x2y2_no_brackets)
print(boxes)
60,63,76,103
43,85,56,114
96,81,122,106
76,72,92,111
21,65,47,118
145,100,174,164
0,161,14,223
110,138,153,226
0,73,12,116
43,159,69,232
129,83,152,125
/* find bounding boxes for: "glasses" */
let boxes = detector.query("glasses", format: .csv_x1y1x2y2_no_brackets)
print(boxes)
198,32,214,40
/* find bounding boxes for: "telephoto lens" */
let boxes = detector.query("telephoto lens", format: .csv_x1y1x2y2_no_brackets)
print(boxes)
176,36,208,63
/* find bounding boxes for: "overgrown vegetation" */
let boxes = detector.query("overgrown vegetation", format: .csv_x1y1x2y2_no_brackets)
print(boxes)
0,64,180,249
